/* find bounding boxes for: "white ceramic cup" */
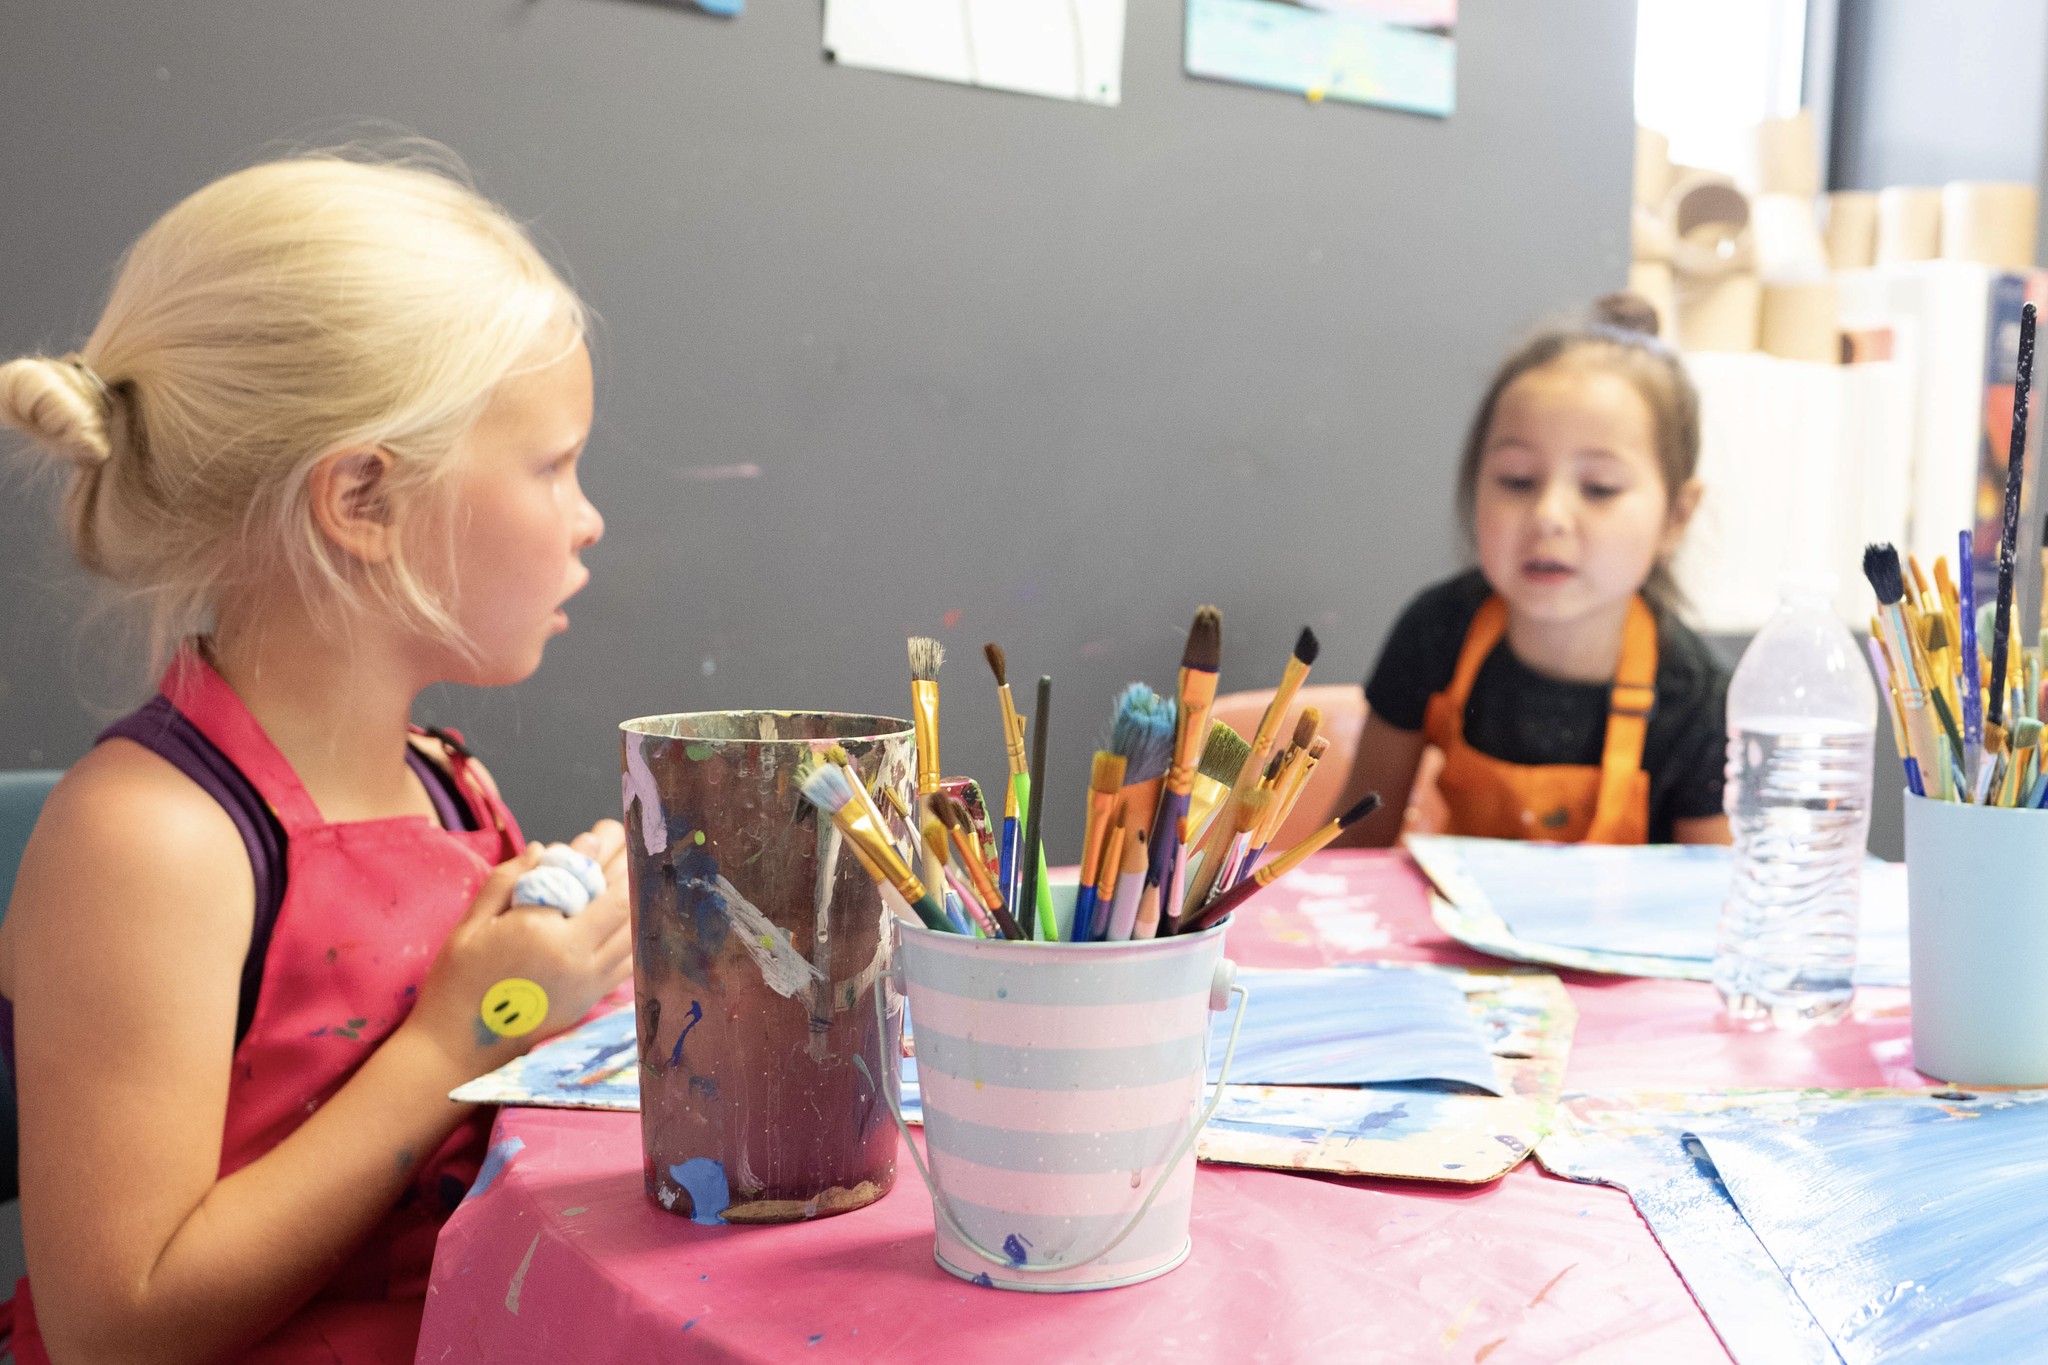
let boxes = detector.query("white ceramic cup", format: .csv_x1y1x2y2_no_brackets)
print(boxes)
1903,790,2048,1085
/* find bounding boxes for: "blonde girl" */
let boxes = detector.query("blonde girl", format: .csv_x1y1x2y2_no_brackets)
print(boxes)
0,151,631,1363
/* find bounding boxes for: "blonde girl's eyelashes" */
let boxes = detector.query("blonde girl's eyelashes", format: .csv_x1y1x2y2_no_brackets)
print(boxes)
1493,473,1538,494
1581,481,1623,500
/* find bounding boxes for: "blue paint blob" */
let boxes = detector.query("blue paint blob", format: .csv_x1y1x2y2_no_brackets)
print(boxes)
669,999,703,1068
465,1137,526,1202
807,1334,824,1347
971,1272,995,1288
689,1074,720,1101
669,1157,730,1225
1002,1232,1031,1266
683,1318,698,1331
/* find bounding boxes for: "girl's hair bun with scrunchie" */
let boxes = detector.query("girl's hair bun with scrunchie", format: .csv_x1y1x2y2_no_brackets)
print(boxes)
1590,290,1663,338
0,354,115,468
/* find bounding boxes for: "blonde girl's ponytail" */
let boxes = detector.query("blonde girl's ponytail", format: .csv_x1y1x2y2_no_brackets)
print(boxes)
0,146,587,669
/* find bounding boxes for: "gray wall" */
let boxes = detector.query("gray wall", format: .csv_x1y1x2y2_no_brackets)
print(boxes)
1829,0,2048,196
1,0,1636,858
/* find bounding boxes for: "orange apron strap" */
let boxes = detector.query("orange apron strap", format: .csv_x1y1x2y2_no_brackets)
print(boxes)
1589,597,1659,837
1442,597,1509,724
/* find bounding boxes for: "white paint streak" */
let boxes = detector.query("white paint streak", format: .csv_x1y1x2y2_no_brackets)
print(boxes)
622,735,666,858
504,1232,540,1314
717,875,824,999
676,462,762,481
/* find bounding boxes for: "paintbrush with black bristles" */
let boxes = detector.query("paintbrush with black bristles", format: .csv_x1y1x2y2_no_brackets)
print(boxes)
1990,302,2037,739
1144,607,1221,924
1182,793,1381,934
1865,543,1940,799
1182,626,1320,916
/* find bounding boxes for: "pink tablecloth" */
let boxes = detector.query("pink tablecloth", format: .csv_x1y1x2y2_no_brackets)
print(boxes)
417,850,1921,1364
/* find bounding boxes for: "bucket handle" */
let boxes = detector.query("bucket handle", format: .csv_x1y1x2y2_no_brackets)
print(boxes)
861,963,1250,1277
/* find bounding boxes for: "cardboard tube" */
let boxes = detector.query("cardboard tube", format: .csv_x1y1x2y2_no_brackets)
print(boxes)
1665,172,1755,280
1877,186,1942,265
1747,109,1820,198
1635,125,1673,210
1825,190,1879,270
1677,272,1761,353
1940,181,2039,271
1750,192,1830,283
1760,281,1839,363
1632,202,1673,264
1627,261,1676,340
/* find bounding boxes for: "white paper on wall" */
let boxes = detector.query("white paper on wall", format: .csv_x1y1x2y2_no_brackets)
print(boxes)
824,0,1127,107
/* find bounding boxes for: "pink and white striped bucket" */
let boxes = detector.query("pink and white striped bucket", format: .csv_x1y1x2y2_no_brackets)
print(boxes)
880,899,1246,1292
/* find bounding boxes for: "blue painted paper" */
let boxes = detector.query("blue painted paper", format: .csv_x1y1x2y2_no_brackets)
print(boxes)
1184,0,1456,118
1412,835,1909,987
1201,965,1501,1091
1694,1093,2048,1365
449,1006,640,1110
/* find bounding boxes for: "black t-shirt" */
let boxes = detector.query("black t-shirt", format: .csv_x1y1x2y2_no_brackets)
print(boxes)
1365,569,1729,842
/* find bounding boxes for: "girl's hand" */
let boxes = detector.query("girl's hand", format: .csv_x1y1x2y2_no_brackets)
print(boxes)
405,845,633,1077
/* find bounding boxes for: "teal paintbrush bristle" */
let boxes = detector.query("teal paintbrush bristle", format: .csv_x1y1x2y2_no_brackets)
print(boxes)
798,763,856,815
1111,683,1177,785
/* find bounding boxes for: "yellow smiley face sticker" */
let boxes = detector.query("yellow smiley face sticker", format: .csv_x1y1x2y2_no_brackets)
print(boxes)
480,978,549,1039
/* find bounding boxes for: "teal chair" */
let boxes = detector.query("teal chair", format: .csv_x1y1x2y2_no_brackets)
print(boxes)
0,772,60,1210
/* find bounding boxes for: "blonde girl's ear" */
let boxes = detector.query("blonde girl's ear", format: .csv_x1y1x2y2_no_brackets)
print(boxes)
1660,475,1704,558
308,447,400,565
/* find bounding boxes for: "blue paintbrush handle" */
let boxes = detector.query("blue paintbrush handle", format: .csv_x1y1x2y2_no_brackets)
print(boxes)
1072,885,1098,942
998,815,1019,912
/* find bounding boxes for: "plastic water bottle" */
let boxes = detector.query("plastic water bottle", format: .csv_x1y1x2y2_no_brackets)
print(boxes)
1712,572,1877,1027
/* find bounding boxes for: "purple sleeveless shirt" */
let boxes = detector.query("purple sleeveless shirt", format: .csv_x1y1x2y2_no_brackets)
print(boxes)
0,695,473,1070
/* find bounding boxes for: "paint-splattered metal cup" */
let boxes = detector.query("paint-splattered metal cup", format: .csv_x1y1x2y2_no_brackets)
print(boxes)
621,711,915,1223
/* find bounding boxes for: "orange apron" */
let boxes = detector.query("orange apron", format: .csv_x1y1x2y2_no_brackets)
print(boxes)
1422,595,1656,844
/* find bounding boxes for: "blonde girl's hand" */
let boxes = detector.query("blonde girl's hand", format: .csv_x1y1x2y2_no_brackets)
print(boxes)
405,846,633,1078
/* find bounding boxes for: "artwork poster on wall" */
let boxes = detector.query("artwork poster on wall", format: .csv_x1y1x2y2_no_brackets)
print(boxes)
1184,0,1456,118
823,0,1128,107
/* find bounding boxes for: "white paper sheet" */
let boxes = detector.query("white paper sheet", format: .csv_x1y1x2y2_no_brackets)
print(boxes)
824,0,1127,106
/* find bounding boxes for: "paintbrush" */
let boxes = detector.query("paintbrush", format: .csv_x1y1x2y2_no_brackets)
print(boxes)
800,765,954,932
922,819,983,934
1186,722,1250,845
1182,793,1382,935
984,643,1027,909
1018,675,1053,940
1208,787,1272,904
1866,544,1942,792
908,636,948,912
1145,606,1222,923
1240,708,1321,880
1106,825,1147,941
1989,301,2037,736
1072,751,1128,939
1866,637,1925,799
1959,530,1985,787
1110,682,1176,845
936,793,1025,940
1087,810,1127,941
1184,627,1319,912
824,743,915,865
1254,734,1330,869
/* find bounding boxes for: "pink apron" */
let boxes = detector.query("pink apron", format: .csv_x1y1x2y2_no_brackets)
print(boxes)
13,649,523,1362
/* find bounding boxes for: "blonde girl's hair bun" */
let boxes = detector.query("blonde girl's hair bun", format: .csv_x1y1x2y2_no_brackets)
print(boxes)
0,354,115,466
